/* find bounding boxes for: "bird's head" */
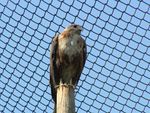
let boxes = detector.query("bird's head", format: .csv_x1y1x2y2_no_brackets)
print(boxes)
64,24,82,34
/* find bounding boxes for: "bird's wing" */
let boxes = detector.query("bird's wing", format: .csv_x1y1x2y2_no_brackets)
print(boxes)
83,40,87,67
74,38,87,86
50,34,59,103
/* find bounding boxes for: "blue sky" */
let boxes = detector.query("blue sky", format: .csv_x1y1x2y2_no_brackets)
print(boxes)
0,0,150,113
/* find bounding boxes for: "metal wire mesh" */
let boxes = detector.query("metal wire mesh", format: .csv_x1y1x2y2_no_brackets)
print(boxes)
0,0,150,113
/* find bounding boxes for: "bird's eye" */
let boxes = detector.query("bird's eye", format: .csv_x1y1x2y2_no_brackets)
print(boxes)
73,25,77,28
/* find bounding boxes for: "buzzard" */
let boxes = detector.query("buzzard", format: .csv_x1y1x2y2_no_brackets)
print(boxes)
50,24,87,111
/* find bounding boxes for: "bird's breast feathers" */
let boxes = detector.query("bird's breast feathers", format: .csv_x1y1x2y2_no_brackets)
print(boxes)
58,34,83,57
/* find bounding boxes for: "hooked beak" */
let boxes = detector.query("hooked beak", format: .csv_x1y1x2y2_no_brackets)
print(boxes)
78,26,83,31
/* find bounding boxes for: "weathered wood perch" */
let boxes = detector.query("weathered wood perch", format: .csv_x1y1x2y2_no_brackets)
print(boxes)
56,85,75,113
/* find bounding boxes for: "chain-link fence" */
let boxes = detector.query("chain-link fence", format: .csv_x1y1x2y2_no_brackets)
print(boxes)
0,0,150,113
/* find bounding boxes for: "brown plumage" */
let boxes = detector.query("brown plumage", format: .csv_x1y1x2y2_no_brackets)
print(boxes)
50,24,87,112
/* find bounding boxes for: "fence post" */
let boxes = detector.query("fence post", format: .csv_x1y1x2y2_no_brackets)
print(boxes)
56,85,75,113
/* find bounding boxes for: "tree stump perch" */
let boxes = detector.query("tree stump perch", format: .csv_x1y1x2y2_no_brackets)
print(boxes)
56,85,75,113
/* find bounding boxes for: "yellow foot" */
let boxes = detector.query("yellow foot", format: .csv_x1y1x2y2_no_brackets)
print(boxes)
68,84,75,89
55,84,75,89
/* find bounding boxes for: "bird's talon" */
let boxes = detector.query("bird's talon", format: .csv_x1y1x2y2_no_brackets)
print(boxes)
62,84,68,87
68,84,75,89
55,85,59,89
55,84,75,89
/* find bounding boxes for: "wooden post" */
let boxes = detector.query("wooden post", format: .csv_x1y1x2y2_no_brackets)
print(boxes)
56,85,75,113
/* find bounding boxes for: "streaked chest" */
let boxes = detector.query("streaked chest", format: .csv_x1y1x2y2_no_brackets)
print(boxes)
58,34,83,56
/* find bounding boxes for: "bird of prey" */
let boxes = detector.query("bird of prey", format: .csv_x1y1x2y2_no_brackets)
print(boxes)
50,24,87,110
